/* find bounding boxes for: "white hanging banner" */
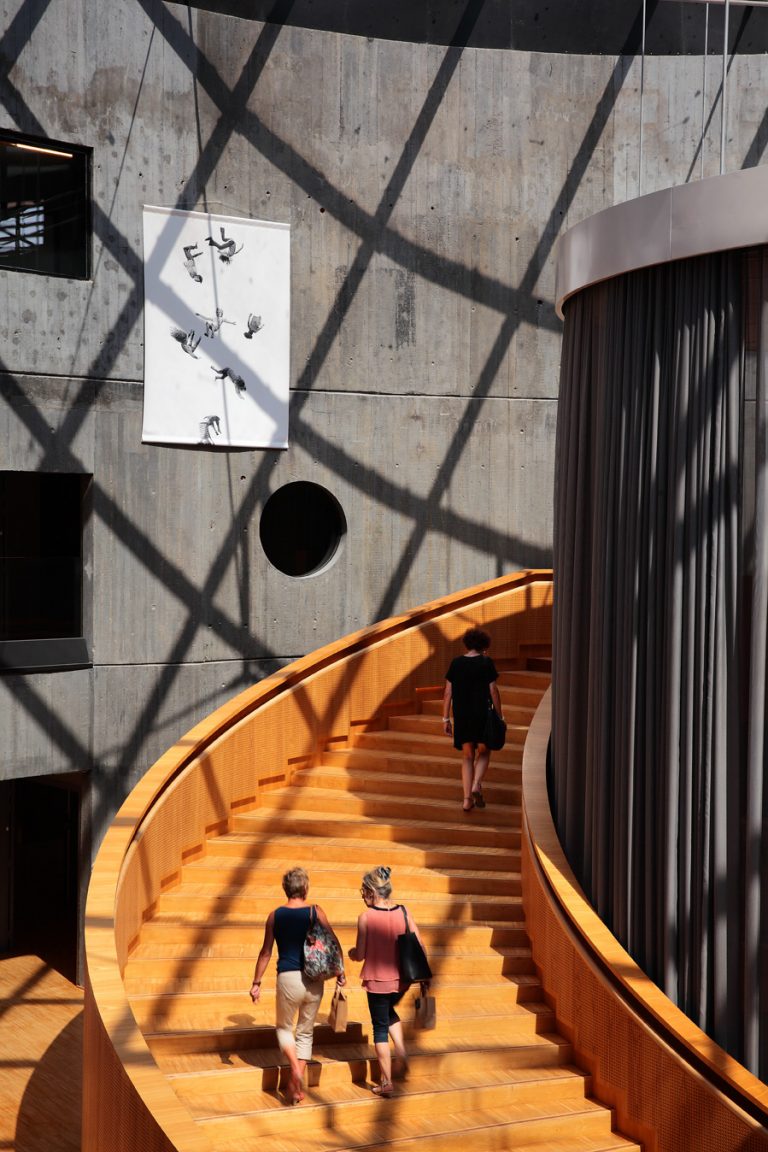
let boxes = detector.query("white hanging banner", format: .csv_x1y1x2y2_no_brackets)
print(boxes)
141,206,290,448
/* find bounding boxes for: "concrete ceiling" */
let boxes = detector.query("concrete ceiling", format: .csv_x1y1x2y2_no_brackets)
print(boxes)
186,0,768,55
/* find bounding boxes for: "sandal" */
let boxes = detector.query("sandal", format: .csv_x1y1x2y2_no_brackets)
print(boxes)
462,798,474,812
472,790,486,809
372,1079,393,1097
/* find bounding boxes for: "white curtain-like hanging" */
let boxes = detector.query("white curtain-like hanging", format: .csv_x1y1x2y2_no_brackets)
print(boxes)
141,206,290,449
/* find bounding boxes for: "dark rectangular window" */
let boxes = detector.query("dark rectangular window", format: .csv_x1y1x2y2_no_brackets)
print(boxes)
0,131,90,279
0,474,90,671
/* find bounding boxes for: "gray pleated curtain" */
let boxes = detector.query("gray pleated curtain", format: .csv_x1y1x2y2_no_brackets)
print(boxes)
552,247,767,1080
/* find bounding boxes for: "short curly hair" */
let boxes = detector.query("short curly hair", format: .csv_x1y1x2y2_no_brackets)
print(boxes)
282,866,309,899
462,627,491,652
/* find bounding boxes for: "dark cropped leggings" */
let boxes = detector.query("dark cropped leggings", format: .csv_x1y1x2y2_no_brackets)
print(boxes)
366,989,405,1043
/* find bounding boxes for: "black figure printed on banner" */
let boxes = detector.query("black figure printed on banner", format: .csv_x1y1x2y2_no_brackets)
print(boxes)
211,364,246,397
205,227,243,265
170,328,202,358
195,307,236,339
182,243,204,283
244,313,264,340
199,414,222,444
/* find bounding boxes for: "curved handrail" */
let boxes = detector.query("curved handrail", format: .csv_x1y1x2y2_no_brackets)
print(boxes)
522,688,768,1146
83,569,553,1152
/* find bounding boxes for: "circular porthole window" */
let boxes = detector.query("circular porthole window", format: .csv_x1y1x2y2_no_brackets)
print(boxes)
259,481,346,577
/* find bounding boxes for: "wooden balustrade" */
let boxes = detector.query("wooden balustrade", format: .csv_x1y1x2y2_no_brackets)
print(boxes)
521,688,768,1152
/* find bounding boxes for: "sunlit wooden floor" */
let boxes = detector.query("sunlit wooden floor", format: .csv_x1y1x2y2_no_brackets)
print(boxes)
0,955,82,1152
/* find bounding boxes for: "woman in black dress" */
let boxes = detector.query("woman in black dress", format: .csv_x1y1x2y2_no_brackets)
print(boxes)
442,628,503,812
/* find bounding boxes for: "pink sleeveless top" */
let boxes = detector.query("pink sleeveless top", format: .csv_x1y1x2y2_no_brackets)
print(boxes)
358,905,408,993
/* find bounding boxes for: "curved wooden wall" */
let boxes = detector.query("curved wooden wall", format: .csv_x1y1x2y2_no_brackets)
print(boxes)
83,569,554,1152
522,689,768,1152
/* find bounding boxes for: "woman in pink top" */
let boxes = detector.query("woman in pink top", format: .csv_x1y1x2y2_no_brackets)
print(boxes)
348,866,429,1097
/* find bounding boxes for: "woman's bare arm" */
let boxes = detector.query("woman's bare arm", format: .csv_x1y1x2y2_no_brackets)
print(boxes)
348,911,367,963
250,910,275,1000
442,681,453,735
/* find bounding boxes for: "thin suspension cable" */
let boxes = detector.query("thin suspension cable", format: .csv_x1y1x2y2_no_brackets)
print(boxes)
720,0,730,173
639,0,646,196
701,3,709,180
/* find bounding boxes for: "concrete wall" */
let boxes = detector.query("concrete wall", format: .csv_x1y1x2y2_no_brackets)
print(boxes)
0,0,766,848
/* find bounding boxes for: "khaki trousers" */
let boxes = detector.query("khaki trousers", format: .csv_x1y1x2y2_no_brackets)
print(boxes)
275,970,323,1060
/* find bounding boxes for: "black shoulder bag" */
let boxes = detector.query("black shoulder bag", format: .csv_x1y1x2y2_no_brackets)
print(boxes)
396,905,432,983
482,699,507,750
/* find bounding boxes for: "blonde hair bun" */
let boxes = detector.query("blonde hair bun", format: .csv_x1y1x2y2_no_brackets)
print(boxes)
362,865,393,899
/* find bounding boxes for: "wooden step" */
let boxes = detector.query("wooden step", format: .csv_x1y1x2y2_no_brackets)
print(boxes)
419,697,538,725
146,1016,553,1052
172,1061,590,1123
255,786,521,823
150,890,527,927
125,945,536,993
126,978,542,1022
347,1128,639,1152
132,921,531,956
153,1036,574,1079
349,729,524,762
195,1090,617,1151
166,1059,590,1116
320,747,522,785
290,765,521,806
496,670,551,690
127,988,552,1033
158,1038,574,1085
177,856,523,898
146,1020,570,1060
489,684,552,708
201,832,520,872
380,717,530,750
228,809,521,851
166,876,523,908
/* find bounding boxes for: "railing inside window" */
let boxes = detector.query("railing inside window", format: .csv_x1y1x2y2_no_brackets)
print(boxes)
0,204,44,253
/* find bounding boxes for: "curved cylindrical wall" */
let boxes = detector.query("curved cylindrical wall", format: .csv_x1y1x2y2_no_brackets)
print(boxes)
551,169,768,1080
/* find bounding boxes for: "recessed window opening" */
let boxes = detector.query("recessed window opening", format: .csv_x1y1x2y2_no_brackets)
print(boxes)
260,482,346,577
0,130,90,278
0,472,86,642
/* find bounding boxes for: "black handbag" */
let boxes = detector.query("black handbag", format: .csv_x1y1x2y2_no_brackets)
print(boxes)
396,906,432,983
482,700,507,750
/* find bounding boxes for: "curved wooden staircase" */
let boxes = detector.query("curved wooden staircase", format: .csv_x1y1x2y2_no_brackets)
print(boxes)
122,663,641,1152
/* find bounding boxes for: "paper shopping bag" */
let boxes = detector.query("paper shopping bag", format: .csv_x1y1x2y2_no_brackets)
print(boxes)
414,994,436,1030
329,986,349,1033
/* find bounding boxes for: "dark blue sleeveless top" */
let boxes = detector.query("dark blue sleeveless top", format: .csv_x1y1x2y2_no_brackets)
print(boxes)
274,905,312,973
